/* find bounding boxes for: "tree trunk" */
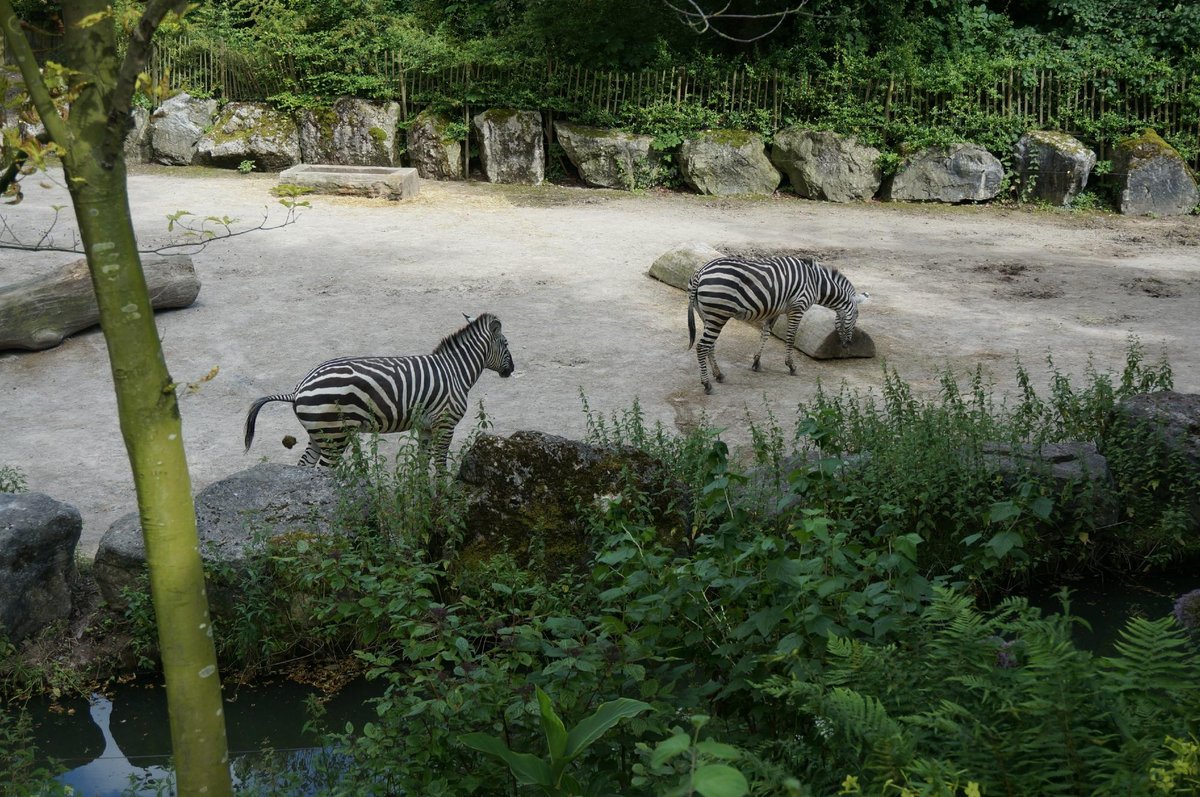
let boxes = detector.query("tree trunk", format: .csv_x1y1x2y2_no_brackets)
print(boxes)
1,2,233,795
0,255,200,351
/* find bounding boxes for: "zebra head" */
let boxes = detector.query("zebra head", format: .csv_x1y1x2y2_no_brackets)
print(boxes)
477,314,515,378
833,288,868,348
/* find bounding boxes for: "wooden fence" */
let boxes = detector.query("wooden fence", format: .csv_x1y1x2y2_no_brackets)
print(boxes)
6,34,1199,167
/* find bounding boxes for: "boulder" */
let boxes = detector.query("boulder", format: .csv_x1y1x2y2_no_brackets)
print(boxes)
770,128,882,202
648,243,875,359
647,242,724,289
1013,131,1096,206
886,143,1003,203
123,106,152,165
93,464,363,609
150,92,218,166
197,101,301,172
1111,391,1200,526
0,493,81,642
299,98,402,166
554,122,661,189
455,431,683,576
1111,129,1199,217
678,130,780,196
407,110,464,180
978,441,1119,529
473,108,544,185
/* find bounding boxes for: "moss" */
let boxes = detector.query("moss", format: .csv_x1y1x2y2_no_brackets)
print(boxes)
367,126,388,143
1027,130,1090,156
1115,128,1185,168
700,128,759,148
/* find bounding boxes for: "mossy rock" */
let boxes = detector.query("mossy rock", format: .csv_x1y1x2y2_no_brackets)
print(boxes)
1112,129,1198,216
453,431,686,580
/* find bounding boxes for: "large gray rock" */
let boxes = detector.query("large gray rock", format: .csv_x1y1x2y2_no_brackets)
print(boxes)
407,110,464,180
93,464,361,609
1111,391,1200,527
123,107,152,165
473,108,544,185
770,128,881,202
1111,129,1199,217
0,493,81,642
978,441,1119,529
1013,131,1096,206
887,143,1003,203
299,98,402,166
455,431,682,576
197,101,301,172
678,130,780,196
647,242,724,289
150,92,218,166
554,122,661,189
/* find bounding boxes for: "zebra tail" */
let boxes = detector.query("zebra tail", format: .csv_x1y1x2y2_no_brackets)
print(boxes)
687,290,698,350
244,393,295,453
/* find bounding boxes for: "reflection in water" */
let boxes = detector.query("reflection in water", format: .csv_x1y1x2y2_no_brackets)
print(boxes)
56,694,174,796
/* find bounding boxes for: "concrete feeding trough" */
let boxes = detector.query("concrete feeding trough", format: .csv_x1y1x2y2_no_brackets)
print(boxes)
278,164,419,200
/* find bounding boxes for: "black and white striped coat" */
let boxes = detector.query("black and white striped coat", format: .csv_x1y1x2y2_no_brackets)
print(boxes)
244,314,514,469
687,256,866,393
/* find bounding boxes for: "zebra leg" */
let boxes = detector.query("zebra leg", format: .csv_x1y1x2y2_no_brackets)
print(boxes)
696,319,726,393
783,306,807,374
297,440,323,467
752,319,774,372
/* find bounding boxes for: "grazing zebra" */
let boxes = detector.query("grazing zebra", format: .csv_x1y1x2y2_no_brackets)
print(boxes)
687,255,867,393
244,313,514,470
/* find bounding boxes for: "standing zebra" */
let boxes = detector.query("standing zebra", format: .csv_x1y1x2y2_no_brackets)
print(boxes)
244,313,514,470
687,255,867,393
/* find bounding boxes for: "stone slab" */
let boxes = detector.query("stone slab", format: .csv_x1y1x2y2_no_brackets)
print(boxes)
279,164,419,200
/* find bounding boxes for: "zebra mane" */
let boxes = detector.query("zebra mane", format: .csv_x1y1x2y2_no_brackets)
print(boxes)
434,313,497,355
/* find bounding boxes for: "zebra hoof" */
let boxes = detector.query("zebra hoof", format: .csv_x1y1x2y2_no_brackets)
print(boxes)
715,372,725,383
703,382,713,394
787,363,796,375
751,358,761,372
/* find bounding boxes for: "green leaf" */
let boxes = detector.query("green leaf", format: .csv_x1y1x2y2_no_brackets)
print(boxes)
459,733,554,786
563,698,652,761
988,501,1021,523
694,740,742,760
537,687,569,764
692,764,749,797
650,733,691,767
987,530,1023,559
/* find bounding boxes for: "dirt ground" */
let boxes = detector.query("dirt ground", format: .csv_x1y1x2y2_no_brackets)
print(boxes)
2,165,1198,557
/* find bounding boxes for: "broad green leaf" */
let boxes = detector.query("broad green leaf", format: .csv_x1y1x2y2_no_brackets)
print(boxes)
988,501,1021,523
987,530,1023,559
694,740,742,760
650,733,691,767
537,687,569,764
563,698,651,760
459,733,554,786
692,764,749,797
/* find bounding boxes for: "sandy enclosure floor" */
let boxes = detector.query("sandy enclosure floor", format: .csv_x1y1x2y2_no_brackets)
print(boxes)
2,166,1198,556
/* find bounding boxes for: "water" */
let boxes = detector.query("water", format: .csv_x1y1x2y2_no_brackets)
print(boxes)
28,676,382,796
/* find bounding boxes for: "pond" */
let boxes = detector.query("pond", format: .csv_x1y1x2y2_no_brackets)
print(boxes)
26,570,1197,795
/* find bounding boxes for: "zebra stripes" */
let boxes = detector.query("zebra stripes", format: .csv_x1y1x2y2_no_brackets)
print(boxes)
244,313,514,470
687,255,866,393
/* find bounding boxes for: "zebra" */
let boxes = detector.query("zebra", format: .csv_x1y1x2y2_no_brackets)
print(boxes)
687,255,867,393
243,313,514,470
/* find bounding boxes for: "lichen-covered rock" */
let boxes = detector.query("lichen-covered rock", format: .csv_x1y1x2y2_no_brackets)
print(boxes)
123,107,152,165
1111,129,1198,217
1111,391,1200,527
197,101,301,172
554,122,661,189
978,441,1119,529
770,128,881,202
647,242,724,289
150,92,218,166
93,464,366,609
473,108,544,185
455,431,684,577
886,143,1003,203
299,98,402,166
407,110,464,180
678,129,780,196
1013,131,1096,206
0,493,81,642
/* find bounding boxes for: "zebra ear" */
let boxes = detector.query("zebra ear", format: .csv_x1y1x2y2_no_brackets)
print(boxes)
489,317,502,335
854,292,870,305
463,313,475,324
